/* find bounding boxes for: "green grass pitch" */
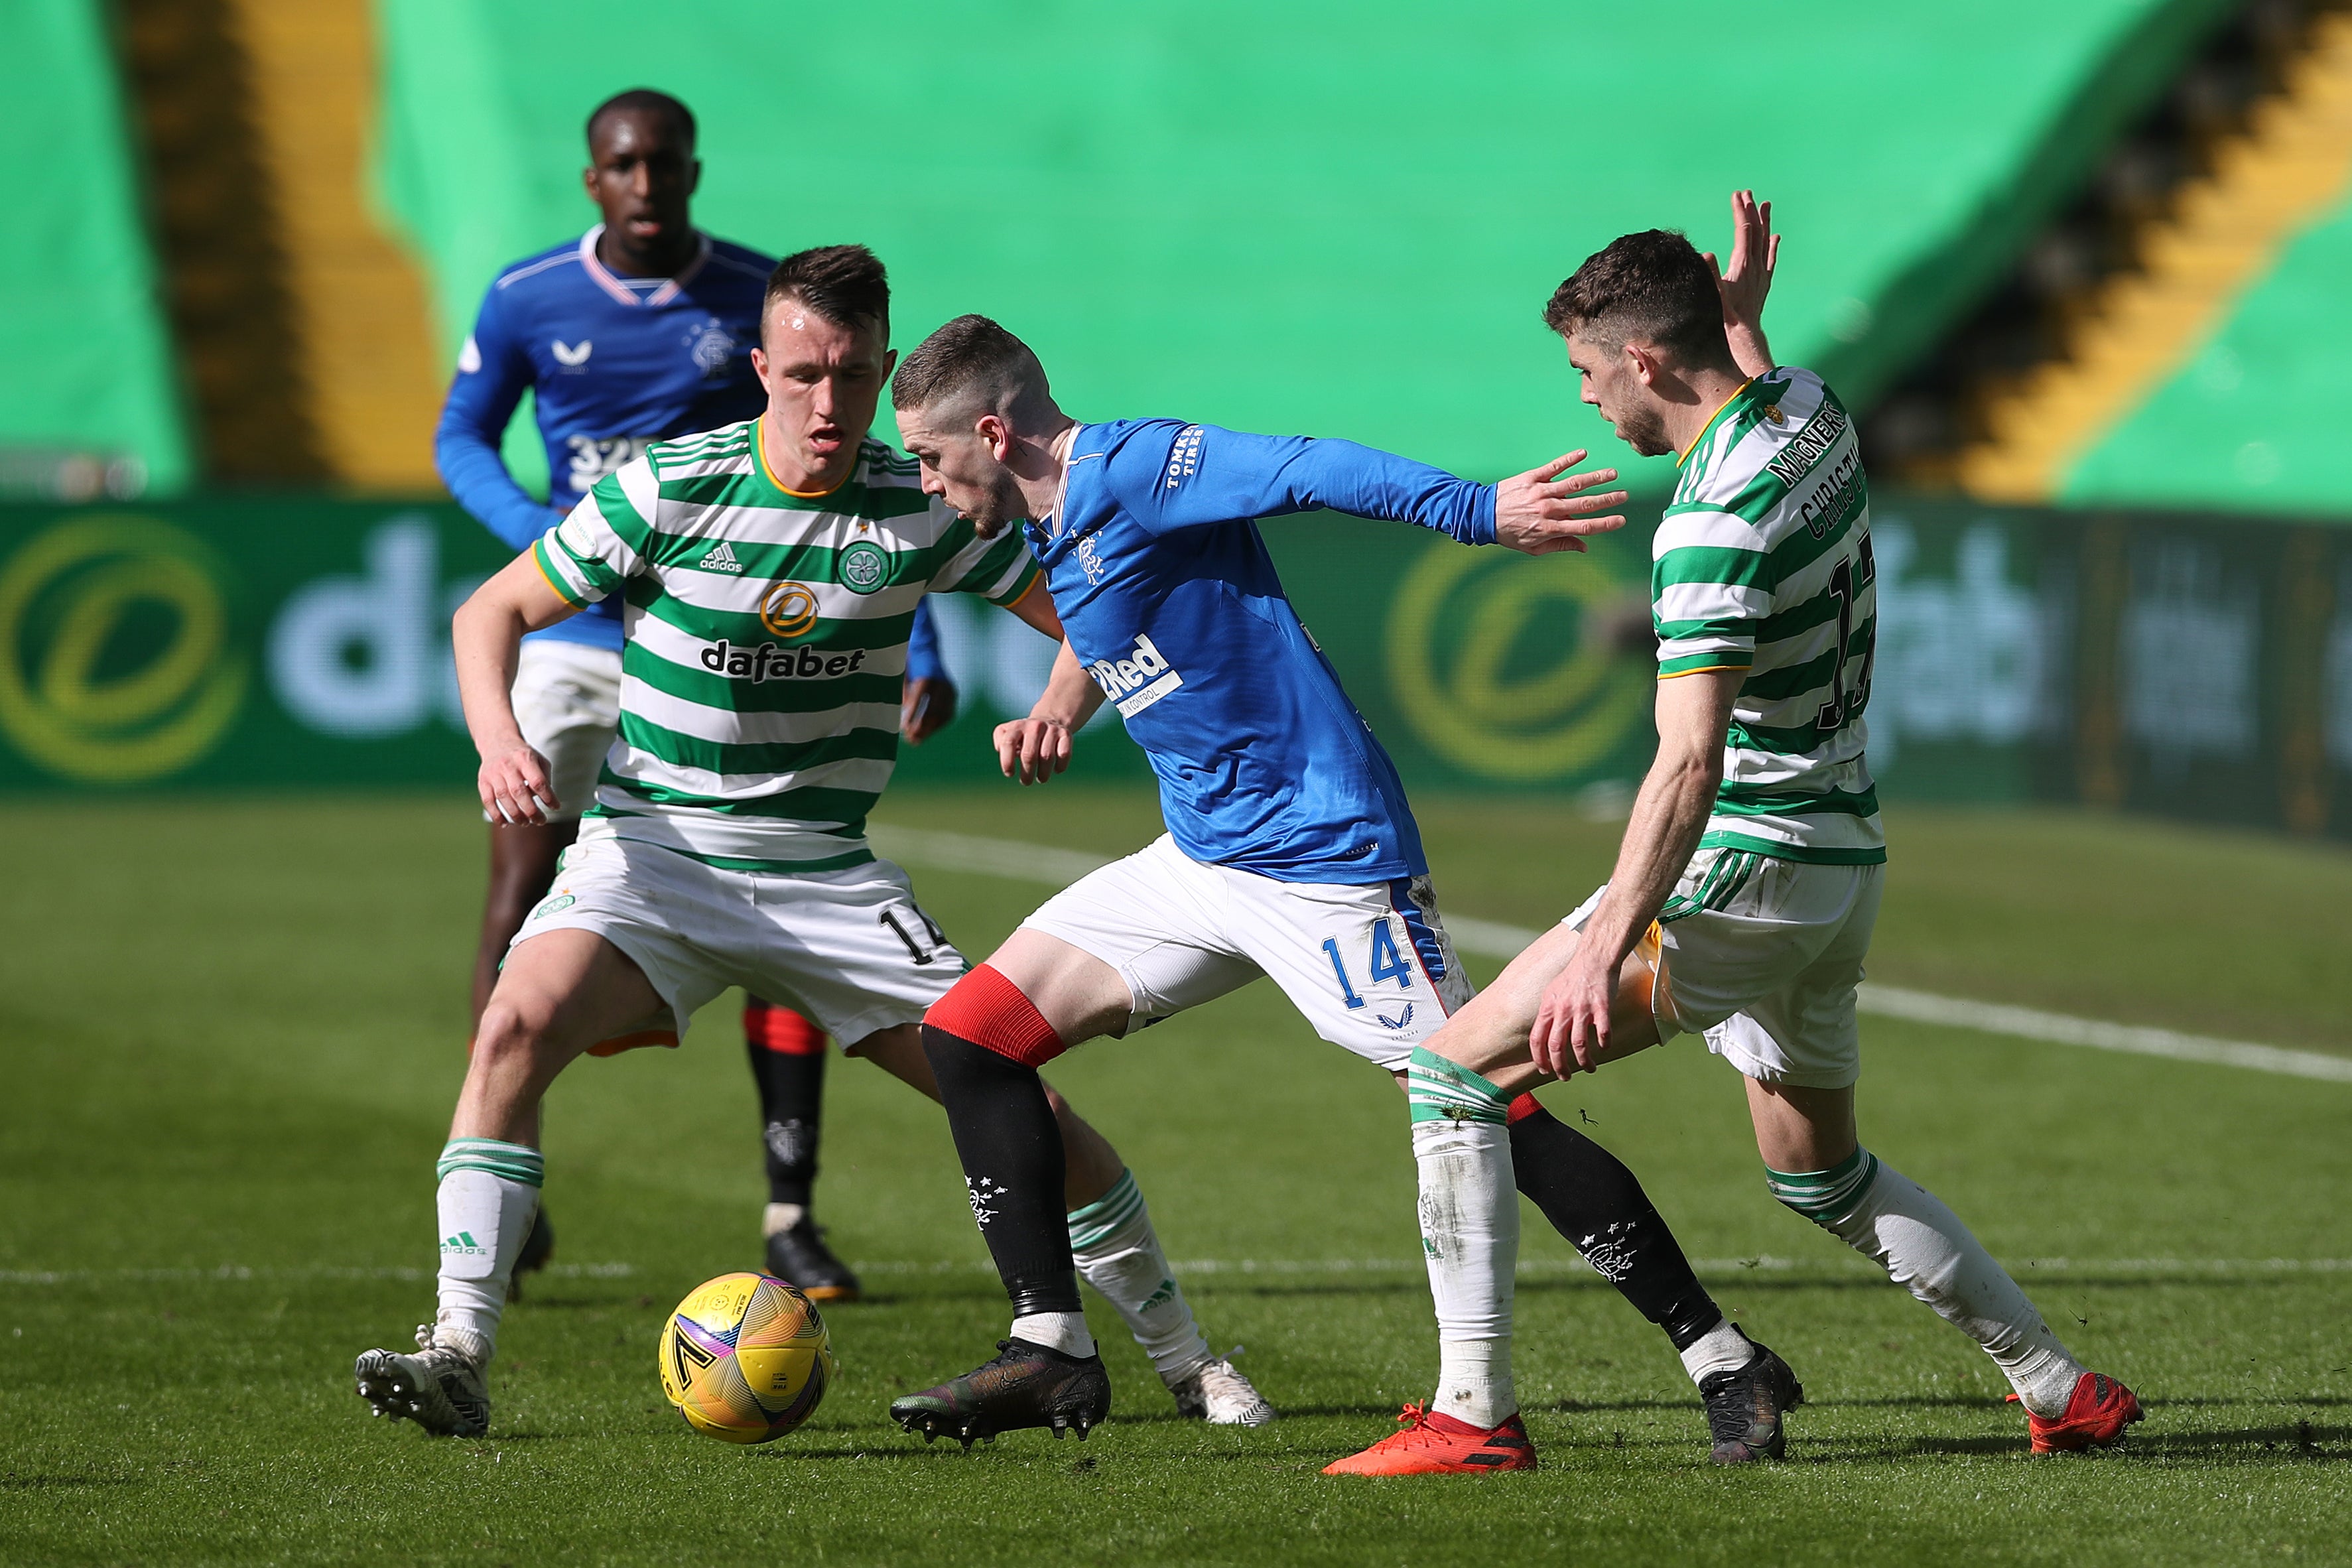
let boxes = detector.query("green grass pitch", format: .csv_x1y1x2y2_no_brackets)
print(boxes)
3,787,2349,1565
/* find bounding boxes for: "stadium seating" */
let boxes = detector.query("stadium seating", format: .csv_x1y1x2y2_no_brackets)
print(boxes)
2063,177,2352,517
4,0,187,493
373,0,2234,488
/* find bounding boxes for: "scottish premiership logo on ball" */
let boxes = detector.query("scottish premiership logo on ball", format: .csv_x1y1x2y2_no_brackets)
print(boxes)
838,541,889,596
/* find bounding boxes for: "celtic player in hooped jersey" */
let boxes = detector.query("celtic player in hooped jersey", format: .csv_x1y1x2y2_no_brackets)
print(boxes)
354,246,1272,1439
527,423,1023,876
1404,197,2142,1464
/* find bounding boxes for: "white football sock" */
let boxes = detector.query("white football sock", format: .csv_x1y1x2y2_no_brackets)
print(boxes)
1067,1169,1213,1385
1679,1321,1755,1384
432,1139,544,1362
1770,1147,2084,1417
1407,1048,1520,1429
1010,1311,1097,1358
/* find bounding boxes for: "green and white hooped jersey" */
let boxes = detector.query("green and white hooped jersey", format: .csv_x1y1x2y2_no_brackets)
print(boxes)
533,419,1040,873
1655,366,1884,866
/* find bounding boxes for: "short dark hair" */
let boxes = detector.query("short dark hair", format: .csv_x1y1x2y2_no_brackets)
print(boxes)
585,89,695,151
1542,229,1733,369
891,314,1044,416
761,245,890,340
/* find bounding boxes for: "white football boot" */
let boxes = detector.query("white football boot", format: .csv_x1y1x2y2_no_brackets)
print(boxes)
354,1324,491,1437
1168,1355,1277,1427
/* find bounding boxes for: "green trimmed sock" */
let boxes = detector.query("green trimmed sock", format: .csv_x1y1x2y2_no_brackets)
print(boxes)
1764,1146,1878,1223
1405,1045,1513,1126
1768,1146,2083,1415
434,1139,544,1358
1067,1169,1212,1384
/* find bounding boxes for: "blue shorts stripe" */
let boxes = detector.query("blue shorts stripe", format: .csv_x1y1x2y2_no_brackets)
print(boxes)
1388,879,1448,985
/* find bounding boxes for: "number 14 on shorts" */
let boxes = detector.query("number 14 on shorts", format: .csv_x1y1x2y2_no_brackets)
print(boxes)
1323,921,1413,1011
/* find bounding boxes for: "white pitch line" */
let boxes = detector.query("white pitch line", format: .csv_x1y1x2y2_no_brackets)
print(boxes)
1851,984,2352,1083
0,1262,637,1286
871,824,2352,1085
871,826,1112,887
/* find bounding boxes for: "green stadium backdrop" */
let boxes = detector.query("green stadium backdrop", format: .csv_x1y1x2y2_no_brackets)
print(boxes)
1,498,2347,844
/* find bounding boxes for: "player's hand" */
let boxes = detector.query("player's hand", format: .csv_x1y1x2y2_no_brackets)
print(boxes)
994,717,1074,785
901,676,958,744
480,744,558,825
1706,190,1778,375
1493,452,1630,555
1528,945,1623,1078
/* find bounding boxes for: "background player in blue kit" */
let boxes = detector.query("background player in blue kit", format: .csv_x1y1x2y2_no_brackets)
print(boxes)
435,89,954,1299
882,316,1791,1467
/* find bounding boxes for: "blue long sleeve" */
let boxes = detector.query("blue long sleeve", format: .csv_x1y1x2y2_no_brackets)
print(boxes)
905,597,947,685
435,285,564,550
1105,423,1494,545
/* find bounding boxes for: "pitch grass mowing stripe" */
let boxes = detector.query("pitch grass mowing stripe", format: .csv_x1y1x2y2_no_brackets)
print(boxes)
869,826,2352,1083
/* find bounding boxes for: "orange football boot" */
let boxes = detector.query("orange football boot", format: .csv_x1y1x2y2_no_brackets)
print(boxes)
1323,1404,1537,1475
2012,1372,2144,1453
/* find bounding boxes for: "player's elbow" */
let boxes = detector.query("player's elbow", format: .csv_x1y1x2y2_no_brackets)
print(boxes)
452,580,521,647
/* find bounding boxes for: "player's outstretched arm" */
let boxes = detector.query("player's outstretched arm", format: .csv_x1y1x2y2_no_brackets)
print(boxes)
1492,450,1632,555
1705,189,1778,381
1530,668,1739,1077
452,552,579,824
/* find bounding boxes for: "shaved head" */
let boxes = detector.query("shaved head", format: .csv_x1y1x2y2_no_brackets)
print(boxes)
891,314,1054,425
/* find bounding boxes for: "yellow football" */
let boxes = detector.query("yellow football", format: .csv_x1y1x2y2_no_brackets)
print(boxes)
657,1272,835,1443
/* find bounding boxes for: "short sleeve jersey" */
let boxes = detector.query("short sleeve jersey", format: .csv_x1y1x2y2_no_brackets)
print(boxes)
1653,367,1884,865
533,419,1041,872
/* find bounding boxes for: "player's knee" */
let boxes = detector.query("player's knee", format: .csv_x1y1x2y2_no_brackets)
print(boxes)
473,994,560,1067
924,964,1066,1067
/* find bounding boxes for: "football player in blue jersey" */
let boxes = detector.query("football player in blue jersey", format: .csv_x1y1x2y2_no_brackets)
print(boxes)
883,315,1783,1464
434,89,955,1301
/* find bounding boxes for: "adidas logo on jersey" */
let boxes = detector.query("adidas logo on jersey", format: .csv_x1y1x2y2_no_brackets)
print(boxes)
700,639,869,683
1086,633,1183,717
703,540,744,573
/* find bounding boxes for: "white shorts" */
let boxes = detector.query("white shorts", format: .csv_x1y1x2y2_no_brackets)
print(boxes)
511,819,966,1047
1020,834,1474,1070
1563,847,1883,1089
497,639,621,824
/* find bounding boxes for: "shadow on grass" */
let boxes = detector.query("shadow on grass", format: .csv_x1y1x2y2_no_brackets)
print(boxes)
1805,1423,2351,1463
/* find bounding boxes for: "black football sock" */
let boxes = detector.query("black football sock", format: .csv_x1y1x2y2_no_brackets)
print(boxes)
1510,1100,1724,1350
921,1023,1080,1317
746,1034,826,1210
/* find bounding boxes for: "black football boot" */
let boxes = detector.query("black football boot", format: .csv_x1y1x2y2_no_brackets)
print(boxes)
1698,1337,1805,1463
890,1339,1112,1449
763,1216,861,1303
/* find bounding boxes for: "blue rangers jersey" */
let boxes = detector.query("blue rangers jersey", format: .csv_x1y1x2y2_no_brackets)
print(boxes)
436,226,773,650
433,224,945,676
1026,420,1495,883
